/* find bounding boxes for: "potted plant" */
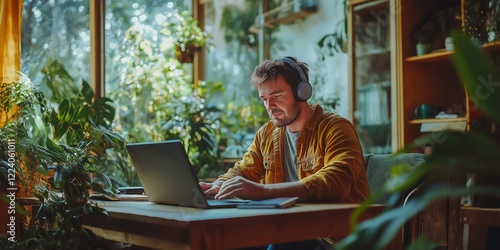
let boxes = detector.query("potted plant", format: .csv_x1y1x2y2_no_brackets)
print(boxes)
413,19,435,55
0,73,46,195
162,9,208,63
36,80,125,196
412,1,461,55
0,67,125,248
0,73,47,237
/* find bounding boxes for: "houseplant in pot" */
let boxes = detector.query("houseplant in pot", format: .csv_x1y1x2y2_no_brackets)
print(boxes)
36,79,125,200
0,73,47,237
162,9,208,63
1,70,125,249
0,73,46,196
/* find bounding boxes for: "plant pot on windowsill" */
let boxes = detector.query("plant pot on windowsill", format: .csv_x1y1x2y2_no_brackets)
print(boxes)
175,43,200,63
56,166,92,207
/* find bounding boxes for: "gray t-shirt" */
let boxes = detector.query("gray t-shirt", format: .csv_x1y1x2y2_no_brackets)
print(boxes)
284,128,300,182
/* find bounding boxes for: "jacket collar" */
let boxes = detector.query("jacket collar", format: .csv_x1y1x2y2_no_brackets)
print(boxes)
303,104,323,132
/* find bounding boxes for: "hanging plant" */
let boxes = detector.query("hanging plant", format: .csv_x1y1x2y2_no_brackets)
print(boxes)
162,10,208,63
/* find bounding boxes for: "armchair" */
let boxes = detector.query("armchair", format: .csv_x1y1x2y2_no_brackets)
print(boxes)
363,153,426,249
364,153,426,204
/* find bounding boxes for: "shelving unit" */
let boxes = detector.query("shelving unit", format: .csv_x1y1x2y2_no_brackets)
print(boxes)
249,0,318,32
398,0,463,148
395,2,466,246
395,0,500,248
397,0,500,148
349,0,499,248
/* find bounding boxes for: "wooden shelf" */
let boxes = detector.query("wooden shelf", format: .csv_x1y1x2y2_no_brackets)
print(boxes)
482,41,500,53
409,117,467,124
250,1,318,32
265,9,316,26
405,50,452,63
405,41,500,63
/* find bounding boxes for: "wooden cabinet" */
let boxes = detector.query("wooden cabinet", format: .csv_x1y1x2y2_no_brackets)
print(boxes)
395,0,500,249
396,0,500,148
348,0,398,154
349,0,500,248
349,0,500,152
397,0,466,149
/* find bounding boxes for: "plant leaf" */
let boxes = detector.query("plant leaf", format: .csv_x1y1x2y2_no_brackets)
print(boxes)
450,31,500,124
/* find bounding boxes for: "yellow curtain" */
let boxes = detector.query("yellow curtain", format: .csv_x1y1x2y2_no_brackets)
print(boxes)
0,0,23,128
0,0,23,83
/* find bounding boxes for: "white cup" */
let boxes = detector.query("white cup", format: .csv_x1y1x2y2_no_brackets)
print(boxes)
445,37,454,51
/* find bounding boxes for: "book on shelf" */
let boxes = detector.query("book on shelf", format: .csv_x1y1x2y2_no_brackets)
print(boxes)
420,121,466,132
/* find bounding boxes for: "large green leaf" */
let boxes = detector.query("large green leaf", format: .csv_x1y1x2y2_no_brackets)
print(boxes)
450,31,500,124
81,81,94,104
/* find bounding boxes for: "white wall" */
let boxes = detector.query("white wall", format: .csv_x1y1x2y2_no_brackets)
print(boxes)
270,0,351,120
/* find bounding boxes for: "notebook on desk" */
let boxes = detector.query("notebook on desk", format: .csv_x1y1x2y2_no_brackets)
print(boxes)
125,140,298,209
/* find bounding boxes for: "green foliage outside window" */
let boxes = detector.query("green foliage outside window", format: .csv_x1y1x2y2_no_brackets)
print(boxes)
108,17,230,180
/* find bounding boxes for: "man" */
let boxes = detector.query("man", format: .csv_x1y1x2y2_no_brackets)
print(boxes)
200,56,370,249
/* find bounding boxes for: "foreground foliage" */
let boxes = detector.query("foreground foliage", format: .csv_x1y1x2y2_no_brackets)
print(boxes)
336,31,500,250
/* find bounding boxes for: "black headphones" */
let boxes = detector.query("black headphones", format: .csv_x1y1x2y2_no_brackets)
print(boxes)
279,57,312,102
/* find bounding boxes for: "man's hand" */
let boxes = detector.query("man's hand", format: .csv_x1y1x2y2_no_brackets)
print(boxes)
199,180,224,197
201,177,309,201
215,176,266,200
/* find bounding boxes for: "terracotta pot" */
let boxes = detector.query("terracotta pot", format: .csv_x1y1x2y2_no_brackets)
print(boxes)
175,44,197,63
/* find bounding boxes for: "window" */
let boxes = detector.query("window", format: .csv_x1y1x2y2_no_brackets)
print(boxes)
21,0,90,100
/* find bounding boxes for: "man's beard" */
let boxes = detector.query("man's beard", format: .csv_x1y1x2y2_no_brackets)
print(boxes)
270,103,301,127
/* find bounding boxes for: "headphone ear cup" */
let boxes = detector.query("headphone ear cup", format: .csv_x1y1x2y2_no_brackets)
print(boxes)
278,57,312,102
296,80,312,102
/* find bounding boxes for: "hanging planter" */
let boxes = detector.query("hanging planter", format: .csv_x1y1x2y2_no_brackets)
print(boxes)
162,10,208,64
175,43,198,63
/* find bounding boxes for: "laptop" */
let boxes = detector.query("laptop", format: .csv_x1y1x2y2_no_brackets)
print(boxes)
125,140,298,209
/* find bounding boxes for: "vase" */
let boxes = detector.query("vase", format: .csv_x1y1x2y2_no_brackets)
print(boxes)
486,0,500,42
416,42,430,56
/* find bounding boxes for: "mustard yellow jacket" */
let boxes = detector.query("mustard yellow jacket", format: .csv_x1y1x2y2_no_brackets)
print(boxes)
217,104,370,203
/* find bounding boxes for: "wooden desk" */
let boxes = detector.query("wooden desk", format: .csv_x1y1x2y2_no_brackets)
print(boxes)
83,201,384,250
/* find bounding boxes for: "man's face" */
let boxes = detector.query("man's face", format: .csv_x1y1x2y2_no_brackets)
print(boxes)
258,75,300,127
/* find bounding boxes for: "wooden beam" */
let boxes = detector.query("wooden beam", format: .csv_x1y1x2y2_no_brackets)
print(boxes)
89,0,105,98
192,0,205,87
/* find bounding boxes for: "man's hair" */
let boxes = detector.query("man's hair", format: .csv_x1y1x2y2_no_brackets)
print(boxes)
249,56,309,89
